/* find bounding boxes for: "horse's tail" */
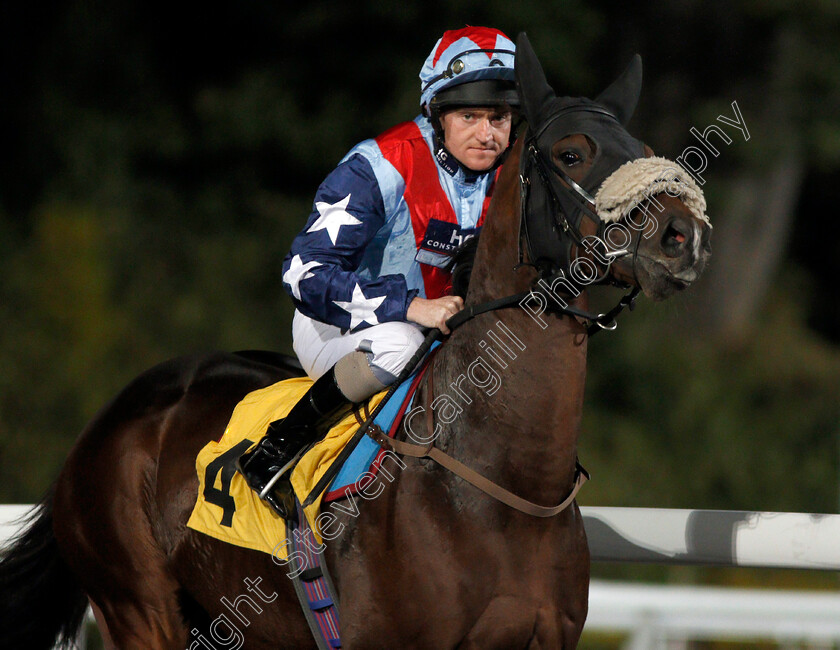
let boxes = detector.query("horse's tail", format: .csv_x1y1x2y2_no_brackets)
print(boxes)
0,489,89,649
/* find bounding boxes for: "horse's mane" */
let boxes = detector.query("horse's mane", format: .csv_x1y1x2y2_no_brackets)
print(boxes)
449,235,480,299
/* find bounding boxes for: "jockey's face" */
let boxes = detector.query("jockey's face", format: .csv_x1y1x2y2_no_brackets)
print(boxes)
440,107,512,172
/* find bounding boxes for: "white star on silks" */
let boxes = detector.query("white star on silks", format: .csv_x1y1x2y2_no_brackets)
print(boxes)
283,255,322,300
333,283,386,331
307,194,362,245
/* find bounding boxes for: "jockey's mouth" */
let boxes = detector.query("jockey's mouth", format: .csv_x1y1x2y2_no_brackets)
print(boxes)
469,146,502,157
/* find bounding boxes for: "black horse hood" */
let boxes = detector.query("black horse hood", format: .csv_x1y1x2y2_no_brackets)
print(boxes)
513,32,647,274
514,32,645,195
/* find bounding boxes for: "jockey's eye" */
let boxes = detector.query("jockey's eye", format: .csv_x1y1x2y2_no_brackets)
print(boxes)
489,112,512,128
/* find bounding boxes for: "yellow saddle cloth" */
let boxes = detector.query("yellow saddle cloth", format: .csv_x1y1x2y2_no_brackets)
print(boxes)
186,377,387,558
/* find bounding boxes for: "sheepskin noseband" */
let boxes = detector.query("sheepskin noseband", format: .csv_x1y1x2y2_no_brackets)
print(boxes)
594,156,711,226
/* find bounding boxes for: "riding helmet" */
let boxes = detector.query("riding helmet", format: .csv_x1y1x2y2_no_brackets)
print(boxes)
420,26,520,122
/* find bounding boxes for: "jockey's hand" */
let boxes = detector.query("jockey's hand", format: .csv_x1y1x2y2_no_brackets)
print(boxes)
406,296,464,335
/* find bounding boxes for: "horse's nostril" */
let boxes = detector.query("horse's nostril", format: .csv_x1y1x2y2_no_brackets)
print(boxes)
663,223,687,246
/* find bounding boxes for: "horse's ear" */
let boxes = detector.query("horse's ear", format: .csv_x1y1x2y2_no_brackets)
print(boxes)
595,54,643,126
515,32,556,127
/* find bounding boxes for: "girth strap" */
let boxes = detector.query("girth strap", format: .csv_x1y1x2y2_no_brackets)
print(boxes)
367,424,589,518
288,500,342,649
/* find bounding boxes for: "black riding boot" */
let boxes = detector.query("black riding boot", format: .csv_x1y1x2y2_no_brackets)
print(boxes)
236,366,354,518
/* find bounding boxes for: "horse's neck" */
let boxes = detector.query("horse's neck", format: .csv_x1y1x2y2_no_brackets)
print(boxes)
429,138,589,505
432,314,587,502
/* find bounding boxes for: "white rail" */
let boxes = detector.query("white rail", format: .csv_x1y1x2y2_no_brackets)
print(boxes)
0,504,33,547
580,506,840,570
5,504,840,569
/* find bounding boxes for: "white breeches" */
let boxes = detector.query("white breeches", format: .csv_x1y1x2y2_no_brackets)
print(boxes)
292,311,426,382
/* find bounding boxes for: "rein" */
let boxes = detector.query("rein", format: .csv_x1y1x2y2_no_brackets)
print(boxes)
446,284,640,336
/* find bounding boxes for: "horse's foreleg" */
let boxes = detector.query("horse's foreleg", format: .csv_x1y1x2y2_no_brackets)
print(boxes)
456,596,559,650
533,606,585,649
91,598,185,650
90,599,116,649
93,591,189,650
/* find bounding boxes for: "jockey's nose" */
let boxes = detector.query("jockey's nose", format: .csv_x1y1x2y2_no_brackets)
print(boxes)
475,118,493,143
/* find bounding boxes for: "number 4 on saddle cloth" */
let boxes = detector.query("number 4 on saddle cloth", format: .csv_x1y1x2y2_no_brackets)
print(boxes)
186,348,433,559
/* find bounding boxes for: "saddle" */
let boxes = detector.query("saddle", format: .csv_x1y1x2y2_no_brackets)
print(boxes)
185,355,430,556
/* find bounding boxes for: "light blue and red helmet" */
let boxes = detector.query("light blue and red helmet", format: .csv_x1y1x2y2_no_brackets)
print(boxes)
420,26,519,117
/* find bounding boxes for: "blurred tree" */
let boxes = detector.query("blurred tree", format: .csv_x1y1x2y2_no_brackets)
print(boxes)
589,0,840,341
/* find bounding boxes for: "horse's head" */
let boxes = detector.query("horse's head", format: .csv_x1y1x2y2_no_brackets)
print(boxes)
515,33,711,302
593,157,712,300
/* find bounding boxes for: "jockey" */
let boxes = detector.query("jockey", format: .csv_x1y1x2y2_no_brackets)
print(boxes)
237,26,520,516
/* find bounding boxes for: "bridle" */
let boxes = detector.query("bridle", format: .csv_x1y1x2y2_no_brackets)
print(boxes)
519,104,645,288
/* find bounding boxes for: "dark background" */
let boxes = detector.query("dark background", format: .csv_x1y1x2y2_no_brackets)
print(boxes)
2,0,839,611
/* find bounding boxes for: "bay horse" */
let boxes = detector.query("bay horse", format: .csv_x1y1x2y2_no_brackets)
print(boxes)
0,34,711,649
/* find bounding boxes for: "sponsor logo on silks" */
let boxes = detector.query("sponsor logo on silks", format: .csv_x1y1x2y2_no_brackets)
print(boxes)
434,145,460,177
415,219,478,268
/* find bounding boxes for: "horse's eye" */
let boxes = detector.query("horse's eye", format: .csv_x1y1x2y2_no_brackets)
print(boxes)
558,151,582,166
